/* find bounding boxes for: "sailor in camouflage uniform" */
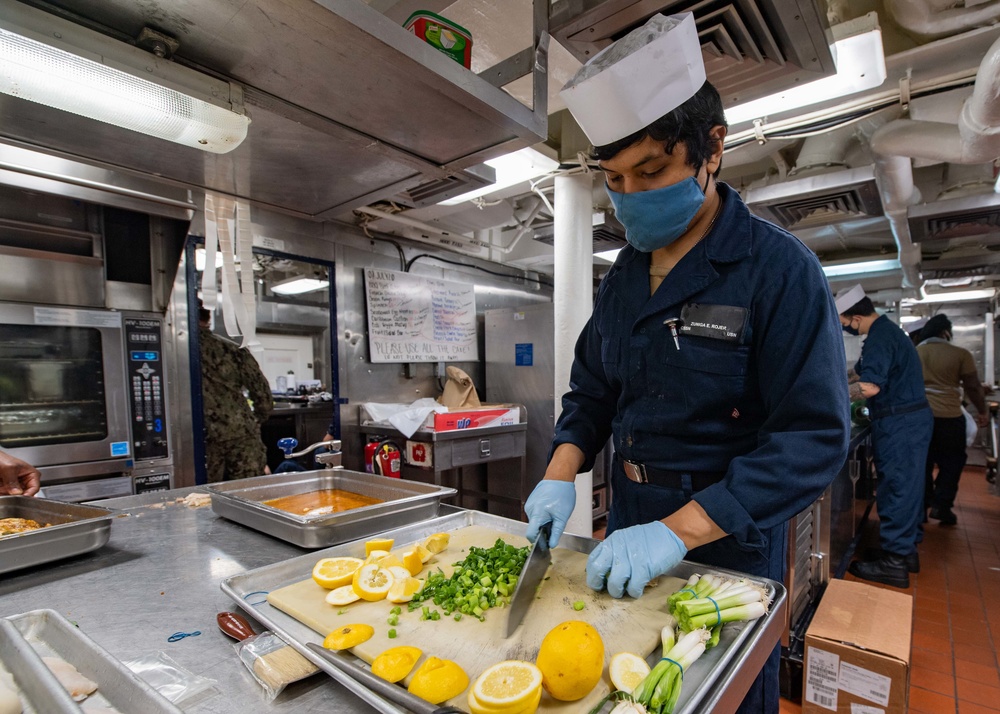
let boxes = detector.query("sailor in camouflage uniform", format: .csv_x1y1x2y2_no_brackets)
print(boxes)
198,303,274,482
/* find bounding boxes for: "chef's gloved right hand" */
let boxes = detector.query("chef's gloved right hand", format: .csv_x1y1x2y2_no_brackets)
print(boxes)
524,480,576,549
586,521,688,599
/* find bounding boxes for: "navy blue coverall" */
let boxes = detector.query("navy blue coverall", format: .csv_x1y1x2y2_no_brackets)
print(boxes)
855,315,933,556
551,183,850,713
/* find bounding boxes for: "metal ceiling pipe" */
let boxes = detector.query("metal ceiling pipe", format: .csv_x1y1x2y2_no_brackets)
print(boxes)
492,197,545,255
886,0,1000,39
871,32,1000,289
789,127,856,176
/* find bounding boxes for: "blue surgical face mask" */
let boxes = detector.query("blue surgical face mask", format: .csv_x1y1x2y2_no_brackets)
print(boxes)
606,175,707,252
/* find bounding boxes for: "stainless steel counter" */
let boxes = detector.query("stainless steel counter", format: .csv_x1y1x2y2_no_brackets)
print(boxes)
0,487,378,713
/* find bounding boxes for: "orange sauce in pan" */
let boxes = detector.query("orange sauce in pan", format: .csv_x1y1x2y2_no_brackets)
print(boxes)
262,489,383,517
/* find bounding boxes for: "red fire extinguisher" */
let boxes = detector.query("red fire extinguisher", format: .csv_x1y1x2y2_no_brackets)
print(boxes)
365,438,401,478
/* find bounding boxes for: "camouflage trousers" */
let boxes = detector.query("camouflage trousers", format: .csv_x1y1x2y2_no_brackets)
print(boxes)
205,435,268,483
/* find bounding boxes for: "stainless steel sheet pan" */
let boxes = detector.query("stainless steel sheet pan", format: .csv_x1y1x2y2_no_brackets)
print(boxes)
0,497,115,574
220,509,787,714
206,470,457,548
2,608,182,713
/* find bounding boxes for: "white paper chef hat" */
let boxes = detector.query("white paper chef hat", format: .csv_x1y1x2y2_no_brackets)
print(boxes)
835,284,867,314
560,13,706,147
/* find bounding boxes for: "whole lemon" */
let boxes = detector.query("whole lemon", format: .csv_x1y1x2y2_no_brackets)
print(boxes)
535,620,605,701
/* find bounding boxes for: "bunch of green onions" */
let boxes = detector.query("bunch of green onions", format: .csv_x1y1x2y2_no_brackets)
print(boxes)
670,574,769,633
595,622,709,714
592,572,771,714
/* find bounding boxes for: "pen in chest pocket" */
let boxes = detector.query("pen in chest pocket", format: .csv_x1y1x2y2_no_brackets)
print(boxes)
663,318,682,351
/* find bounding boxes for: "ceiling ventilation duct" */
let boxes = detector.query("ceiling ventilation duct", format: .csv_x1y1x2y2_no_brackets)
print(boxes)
389,164,497,208
745,165,884,231
533,211,627,252
548,0,836,108
908,193,1000,243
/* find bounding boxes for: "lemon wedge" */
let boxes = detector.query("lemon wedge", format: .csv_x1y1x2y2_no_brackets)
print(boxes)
365,538,395,556
423,532,450,554
387,576,424,603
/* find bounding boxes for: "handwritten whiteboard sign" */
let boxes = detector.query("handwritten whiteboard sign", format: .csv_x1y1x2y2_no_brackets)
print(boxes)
364,268,479,363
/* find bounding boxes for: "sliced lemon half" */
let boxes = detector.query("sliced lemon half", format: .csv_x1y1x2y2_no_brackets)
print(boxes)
371,646,422,683
325,584,361,606
609,651,651,694
323,623,374,650
311,556,364,589
352,563,395,601
471,660,543,710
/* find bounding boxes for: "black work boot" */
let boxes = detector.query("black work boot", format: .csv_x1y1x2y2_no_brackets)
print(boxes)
929,506,958,525
849,553,910,588
864,548,919,573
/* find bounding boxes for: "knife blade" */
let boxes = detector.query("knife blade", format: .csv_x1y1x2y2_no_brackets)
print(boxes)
505,522,552,638
305,642,465,714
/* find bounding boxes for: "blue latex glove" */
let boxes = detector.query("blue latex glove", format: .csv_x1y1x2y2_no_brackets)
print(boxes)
524,480,576,549
586,521,688,599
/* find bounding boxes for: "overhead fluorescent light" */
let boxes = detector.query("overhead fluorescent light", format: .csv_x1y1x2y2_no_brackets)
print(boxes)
0,2,249,153
900,316,925,324
271,277,329,295
822,258,900,277
903,288,996,304
725,25,886,126
438,147,559,205
594,248,621,263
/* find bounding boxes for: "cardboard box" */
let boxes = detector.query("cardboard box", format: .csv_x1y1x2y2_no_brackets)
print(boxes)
803,579,912,714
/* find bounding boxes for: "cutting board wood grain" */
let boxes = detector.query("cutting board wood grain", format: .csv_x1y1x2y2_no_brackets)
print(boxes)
267,524,684,711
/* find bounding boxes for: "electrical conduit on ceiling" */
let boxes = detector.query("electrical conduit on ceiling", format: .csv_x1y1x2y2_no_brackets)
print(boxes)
871,31,1000,290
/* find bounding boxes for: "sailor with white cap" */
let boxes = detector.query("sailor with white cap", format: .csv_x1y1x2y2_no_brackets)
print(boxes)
836,285,933,588
524,14,849,714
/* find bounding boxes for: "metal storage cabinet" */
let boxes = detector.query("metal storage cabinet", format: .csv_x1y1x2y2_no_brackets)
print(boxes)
780,425,872,698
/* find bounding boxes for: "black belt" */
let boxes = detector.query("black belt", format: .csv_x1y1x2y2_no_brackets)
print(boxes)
869,400,929,420
620,457,724,491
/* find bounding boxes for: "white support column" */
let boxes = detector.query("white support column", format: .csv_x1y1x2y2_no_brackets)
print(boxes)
553,171,594,538
986,312,995,387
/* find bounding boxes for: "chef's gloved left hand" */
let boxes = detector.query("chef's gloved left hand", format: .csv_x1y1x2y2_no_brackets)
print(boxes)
586,521,687,599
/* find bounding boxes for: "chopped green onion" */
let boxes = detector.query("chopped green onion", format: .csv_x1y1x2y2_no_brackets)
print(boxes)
387,628,397,639
573,600,586,611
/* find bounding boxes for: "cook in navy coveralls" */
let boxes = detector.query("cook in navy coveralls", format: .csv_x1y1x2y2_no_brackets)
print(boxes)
526,42,850,712
838,287,933,588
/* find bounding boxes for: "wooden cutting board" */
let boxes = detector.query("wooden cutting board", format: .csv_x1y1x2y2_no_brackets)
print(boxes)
267,524,683,712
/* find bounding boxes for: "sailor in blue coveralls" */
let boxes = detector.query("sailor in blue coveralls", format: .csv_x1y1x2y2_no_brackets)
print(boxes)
525,19,850,712
838,286,933,588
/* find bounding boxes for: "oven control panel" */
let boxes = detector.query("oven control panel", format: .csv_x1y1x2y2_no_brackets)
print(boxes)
125,317,168,461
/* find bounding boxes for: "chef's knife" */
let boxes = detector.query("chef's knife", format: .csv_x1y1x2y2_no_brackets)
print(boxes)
306,642,465,714
504,522,552,638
